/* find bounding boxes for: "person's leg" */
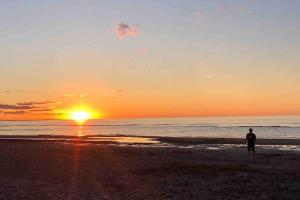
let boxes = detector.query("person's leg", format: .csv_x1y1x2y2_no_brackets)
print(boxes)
248,146,255,160
248,148,251,160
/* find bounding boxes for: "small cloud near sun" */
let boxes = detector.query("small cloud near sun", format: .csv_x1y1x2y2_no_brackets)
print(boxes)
114,22,141,39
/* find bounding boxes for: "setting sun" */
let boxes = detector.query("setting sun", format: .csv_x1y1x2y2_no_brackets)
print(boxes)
71,110,91,124
55,105,102,124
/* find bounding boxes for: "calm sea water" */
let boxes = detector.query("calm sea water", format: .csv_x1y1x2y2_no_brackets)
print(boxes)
1,116,300,139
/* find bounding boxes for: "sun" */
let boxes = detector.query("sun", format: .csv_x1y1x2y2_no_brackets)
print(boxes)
71,110,91,124
54,105,103,124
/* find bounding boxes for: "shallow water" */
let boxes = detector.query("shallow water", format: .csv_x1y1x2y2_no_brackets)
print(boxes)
176,144,300,152
0,136,159,144
1,135,299,152
1,116,300,139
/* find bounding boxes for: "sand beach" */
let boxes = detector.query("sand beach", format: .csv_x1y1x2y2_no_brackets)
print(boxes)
0,136,299,200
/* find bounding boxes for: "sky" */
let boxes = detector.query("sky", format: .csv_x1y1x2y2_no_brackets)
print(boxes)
0,0,300,120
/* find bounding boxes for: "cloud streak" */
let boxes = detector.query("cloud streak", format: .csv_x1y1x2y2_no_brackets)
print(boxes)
3,111,28,115
0,101,56,115
115,23,141,39
17,101,55,106
0,104,36,110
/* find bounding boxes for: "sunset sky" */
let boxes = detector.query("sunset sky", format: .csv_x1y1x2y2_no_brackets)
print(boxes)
0,0,300,120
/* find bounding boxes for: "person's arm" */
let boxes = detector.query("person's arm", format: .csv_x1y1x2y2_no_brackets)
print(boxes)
254,134,256,143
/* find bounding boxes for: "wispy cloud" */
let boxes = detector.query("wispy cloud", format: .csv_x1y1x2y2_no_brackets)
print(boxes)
17,101,55,106
114,23,141,39
3,111,27,115
0,101,56,115
0,104,36,110
30,108,52,112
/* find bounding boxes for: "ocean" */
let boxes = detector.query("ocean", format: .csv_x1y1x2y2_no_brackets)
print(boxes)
1,116,300,139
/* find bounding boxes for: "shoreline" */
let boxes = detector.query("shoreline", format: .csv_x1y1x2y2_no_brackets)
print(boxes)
1,135,300,145
0,135,300,153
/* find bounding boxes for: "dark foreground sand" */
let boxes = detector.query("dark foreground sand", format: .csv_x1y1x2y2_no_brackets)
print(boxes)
0,138,300,200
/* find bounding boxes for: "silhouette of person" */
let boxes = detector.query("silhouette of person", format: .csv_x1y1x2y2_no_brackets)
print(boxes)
246,128,256,160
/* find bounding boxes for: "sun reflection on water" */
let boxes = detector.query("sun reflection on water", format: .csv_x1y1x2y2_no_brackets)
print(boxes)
76,125,84,137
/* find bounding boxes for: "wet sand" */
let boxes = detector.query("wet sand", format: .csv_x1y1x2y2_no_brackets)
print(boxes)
0,137,300,199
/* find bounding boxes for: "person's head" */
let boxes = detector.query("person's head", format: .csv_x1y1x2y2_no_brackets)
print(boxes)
249,128,253,133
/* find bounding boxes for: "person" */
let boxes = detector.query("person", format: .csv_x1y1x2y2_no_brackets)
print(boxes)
246,128,256,160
